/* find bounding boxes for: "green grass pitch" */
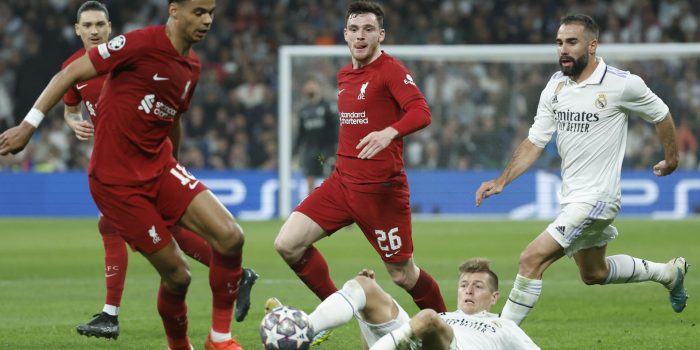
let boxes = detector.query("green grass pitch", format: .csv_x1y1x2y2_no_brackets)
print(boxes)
0,219,697,349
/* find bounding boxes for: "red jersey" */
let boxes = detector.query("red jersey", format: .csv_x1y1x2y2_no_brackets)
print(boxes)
335,52,430,185
62,48,107,127
86,25,200,185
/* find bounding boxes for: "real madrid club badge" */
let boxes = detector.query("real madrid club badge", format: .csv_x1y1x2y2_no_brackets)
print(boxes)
595,93,607,109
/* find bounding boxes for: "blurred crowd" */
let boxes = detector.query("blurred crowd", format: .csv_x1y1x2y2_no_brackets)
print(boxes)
0,0,698,172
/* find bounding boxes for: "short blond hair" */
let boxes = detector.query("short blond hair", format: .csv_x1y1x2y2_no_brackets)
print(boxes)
458,258,498,291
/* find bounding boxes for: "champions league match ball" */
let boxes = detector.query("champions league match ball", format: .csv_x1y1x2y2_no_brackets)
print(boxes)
260,306,314,350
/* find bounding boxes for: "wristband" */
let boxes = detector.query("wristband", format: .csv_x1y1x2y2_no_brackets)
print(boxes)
23,108,45,128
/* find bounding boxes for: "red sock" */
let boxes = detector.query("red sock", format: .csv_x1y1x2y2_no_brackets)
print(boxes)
158,282,190,350
210,250,242,333
99,216,128,308
171,226,211,267
408,268,447,312
290,246,338,300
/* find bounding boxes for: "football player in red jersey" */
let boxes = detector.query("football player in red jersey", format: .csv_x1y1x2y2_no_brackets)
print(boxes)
64,1,258,341
274,0,447,320
0,1,246,349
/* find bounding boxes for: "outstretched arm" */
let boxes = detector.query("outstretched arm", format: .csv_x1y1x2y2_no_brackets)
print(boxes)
652,112,678,176
0,54,98,155
475,138,543,206
64,104,94,141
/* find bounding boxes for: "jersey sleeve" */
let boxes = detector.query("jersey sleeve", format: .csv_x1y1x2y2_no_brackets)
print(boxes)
620,74,669,123
527,81,557,148
386,60,431,136
63,86,82,106
385,60,424,108
87,31,146,75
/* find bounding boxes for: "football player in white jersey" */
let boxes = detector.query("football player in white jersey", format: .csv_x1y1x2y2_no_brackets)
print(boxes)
271,258,539,349
475,13,688,326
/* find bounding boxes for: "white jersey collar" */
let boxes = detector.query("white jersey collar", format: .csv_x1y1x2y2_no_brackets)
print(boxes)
567,56,606,87
457,309,499,318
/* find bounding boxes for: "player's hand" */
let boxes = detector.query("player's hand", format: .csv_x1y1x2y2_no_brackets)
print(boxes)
475,179,504,206
653,159,677,177
0,122,35,155
356,127,399,159
67,120,94,141
357,269,376,280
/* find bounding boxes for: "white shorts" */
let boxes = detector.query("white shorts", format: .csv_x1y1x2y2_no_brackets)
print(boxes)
357,299,412,347
358,303,458,350
546,201,619,257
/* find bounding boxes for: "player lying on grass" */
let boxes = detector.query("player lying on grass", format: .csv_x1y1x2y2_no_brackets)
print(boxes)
268,259,539,349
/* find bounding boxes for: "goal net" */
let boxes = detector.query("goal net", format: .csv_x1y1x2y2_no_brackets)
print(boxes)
277,44,700,219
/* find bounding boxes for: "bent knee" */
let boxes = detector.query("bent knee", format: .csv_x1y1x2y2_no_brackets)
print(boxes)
518,249,551,277
163,267,192,292
413,309,442,332
387,266,418,290
211,221,244,255
580,271,608,285
354,275,381,297
274,231,309,263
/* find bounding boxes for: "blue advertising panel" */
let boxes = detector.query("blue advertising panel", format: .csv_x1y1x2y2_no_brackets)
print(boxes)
0,170,698,219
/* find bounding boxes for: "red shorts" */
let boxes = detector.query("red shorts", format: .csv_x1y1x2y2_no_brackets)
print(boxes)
89,160,207,254
295,171,413,263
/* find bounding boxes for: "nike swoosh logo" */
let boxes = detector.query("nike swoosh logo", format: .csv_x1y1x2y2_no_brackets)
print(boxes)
188,180,200,190
77,84,88,90
105,273,118,278
337,89,345,95
153,73,169,81
384,251,400,258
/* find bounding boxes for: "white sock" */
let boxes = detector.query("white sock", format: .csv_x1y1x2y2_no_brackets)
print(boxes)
369,323,414,350
209,329,231,342
500,274,542,325
309,279,367,334
604,255,672,286
102,304,119,316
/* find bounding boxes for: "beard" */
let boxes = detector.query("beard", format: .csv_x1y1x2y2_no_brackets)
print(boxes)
559,53,588,77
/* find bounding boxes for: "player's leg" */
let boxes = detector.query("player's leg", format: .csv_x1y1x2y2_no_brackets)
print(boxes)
76,216,126,339
143,240,193,350
382,258,446,312
500,231,564,325
170,225,211,266
89,178,192,349
275,211,338,300
275,173,351,300
177,190,244,349
579,236,689,312
354,186,446,312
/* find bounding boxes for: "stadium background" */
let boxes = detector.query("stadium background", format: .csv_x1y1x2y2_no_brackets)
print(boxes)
0,1,698,349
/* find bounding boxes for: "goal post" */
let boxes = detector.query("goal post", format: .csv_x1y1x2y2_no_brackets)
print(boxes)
277,43,700,218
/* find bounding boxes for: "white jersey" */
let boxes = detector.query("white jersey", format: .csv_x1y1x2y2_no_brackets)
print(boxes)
528,57,669,204
440,310,539,350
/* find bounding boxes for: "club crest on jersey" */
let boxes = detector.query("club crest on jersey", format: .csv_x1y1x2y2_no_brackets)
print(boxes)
358,82,369,100
403,74,416,86
595,94,607,109
108,35,126,51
